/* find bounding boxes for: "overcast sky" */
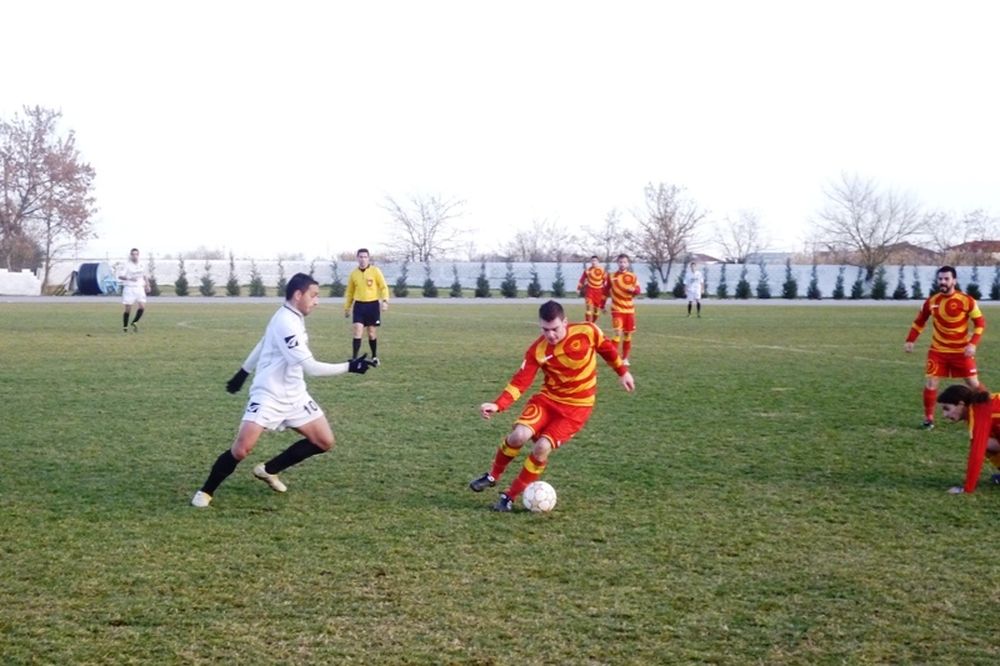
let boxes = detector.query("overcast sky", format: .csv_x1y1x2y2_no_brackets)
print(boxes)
5,0,999,262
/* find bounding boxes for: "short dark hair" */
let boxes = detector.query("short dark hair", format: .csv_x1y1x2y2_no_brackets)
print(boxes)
357,248,370,257
590,255,599,260
617,253,630,261
286,272,318,300
937,265,957,278
130,248,139,253
539,300,565,322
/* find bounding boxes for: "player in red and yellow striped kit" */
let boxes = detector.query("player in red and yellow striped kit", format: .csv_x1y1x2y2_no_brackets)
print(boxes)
937,384,1000,493
608,253,641,365
577,255,609,323
469,300,635,511
904,266,985,429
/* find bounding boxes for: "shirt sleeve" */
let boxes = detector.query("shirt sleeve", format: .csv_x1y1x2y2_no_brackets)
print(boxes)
494,343,541,411
301,358,349,377
241,338,264,372
963,402,993,492
969,300,985,345
377,268,390,301
905,299,932,343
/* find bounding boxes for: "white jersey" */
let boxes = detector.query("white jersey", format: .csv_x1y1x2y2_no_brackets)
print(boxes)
685,271,705,300
119,260,146,288
244,304,317,405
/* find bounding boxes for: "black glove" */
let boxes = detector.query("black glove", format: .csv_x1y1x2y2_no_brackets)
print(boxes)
226,368,249,393
348,354,376,374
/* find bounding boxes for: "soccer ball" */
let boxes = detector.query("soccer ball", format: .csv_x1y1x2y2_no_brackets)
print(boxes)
522,481,557,513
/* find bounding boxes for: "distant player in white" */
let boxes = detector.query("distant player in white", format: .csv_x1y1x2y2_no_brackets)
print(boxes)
191,273,376,508
118,248,149,332
684,261,705,318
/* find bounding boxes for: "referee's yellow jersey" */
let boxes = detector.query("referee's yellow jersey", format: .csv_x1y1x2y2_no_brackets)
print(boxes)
344,266,389,311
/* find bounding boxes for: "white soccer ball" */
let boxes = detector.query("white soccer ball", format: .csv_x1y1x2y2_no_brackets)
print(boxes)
522,481,557,513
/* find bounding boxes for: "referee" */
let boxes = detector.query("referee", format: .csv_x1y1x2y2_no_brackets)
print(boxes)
344,247,389,365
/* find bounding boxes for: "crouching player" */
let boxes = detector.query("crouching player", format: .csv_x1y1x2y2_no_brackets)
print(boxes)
469,300,635,511
938,384,1000,494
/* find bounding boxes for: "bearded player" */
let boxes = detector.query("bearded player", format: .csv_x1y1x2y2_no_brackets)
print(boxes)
468,300,635,512
904,266,985,430
608,253,641,366
577,255,609,323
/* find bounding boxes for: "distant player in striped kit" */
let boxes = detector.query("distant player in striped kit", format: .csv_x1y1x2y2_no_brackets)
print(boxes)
904,266,985,430
937,384,1000,494
577,255,609,323
608,253,641,366
469,300,635,511
344,248,389,365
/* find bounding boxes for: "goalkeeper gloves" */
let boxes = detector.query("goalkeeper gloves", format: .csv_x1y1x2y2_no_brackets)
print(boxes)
226,368,249,393
348,354,377,374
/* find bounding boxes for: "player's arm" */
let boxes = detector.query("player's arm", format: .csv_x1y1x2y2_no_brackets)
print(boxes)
968,304,985,349
904,300,932,351
480,402,500,420
493,348,541,412
952,406,992,493
301,355,374,376
344,272,356,315
226,339,263,393
376,268,390,306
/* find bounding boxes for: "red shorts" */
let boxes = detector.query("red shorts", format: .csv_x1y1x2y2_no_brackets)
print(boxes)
925,349,978,379
514,393,591,449
584,288,605,308
611,312,636,333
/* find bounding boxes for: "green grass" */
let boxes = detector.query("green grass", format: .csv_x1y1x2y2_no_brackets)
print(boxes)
2,301,999,664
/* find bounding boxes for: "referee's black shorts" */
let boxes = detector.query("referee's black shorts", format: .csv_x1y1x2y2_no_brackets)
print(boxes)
352,300,382,326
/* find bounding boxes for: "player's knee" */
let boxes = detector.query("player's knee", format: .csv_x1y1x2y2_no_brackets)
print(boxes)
312,432,335,451
507,429,531,447
230,442,253,460
532,438,553,460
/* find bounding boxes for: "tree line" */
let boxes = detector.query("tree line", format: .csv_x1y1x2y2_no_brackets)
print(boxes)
4,105,997,291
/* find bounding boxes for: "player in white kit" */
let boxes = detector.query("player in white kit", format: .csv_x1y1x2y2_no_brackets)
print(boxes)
118,248,149,332
684,261,705,318
191,273,376,508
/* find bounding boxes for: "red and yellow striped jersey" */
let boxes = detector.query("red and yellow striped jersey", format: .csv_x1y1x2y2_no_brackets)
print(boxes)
609,270,641,313
494,322,626,411
577,266,608,293
906,291,985,353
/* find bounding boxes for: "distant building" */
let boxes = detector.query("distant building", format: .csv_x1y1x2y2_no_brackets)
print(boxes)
946,240,1000,262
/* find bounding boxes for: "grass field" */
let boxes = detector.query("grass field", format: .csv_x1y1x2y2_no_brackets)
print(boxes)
2,299,1000,665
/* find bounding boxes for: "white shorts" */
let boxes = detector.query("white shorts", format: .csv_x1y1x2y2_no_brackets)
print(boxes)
122,286,147,306
241,392,324,431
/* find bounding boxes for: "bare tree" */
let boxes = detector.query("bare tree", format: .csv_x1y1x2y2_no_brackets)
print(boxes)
630,182,707,284
383,194,466,261
1,106,97,285
581,208,631,263
716,210,767,263
926,208,1000,258
501,218,578,262
813,172,925,281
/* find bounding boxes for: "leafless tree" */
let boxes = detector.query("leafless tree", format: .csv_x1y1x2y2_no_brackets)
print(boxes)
716,210,767,263
501,218,578,262
382,194,466,262
630,182,707,284
813,172,925,281
1,106,97,285
581,208,632,263
926,208,1000,257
